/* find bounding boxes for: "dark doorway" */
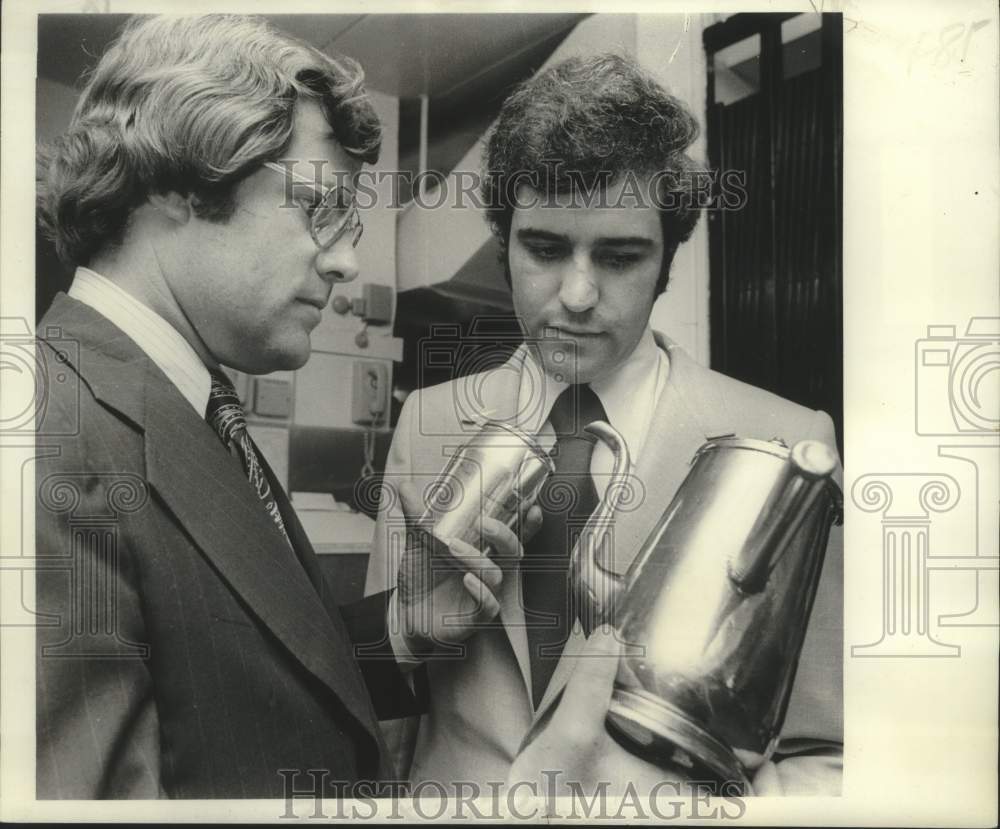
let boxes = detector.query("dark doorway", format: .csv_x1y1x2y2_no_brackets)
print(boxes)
704,13,843,456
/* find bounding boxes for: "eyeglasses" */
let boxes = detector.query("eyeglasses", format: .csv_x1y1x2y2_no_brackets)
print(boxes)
263,162,363,249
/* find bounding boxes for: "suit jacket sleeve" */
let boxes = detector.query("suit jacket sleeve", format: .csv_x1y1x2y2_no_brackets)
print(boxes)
338,590,427,720
337,385,429,725
751,408,844,795
35,394,164,799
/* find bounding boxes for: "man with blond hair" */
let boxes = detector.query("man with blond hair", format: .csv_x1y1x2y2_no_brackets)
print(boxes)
34,14,533,799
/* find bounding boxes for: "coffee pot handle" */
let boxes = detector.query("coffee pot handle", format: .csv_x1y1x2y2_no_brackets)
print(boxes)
570,421,632,632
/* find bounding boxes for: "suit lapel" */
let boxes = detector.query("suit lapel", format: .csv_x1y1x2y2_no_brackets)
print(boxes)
41,294,151,430
44,295,379,739
255,442,327,596
143,363,378,737
605,336,731,575
497,558,534,702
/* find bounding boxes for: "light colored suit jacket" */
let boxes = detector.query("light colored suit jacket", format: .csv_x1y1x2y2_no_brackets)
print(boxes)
366,332,843,794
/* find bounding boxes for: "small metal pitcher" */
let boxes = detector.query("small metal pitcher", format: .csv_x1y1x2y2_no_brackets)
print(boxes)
415,419,555,564
571,434,843,791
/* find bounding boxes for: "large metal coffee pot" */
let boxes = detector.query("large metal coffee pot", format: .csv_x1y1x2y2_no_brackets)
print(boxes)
570,430,843,791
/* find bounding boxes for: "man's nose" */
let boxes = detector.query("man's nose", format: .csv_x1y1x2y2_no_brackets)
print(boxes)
315,236,361,284
558,255,599,313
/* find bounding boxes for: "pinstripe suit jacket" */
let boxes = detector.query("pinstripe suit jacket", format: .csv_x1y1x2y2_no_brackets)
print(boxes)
35,293,414,799
366,334,844,795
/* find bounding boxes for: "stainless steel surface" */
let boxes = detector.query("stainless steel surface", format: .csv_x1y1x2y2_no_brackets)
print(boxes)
606,688,752,790
569,421,633,634
415,419,554,565
576,436,843,788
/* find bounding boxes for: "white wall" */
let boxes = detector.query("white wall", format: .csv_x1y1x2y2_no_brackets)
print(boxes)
636,14,712,367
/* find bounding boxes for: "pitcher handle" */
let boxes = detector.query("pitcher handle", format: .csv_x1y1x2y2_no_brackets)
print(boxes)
570,421,632,632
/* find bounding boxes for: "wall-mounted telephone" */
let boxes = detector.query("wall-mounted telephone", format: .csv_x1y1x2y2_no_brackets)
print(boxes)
351,360,388,426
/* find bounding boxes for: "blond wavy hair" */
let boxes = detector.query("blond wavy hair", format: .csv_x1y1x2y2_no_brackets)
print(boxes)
38,14,381,267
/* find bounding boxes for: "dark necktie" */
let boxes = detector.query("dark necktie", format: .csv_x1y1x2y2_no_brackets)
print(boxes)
205,370,291,546
522,384,608,708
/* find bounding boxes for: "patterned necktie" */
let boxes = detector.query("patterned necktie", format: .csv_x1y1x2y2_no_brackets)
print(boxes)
522,383,609,708
205,370,291,546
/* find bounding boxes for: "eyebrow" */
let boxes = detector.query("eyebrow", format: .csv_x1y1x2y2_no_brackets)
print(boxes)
593,236,656,248
515,228,656,248
516,229,566,243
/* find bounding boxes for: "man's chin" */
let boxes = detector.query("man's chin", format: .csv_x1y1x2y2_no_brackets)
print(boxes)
226,340,311,375
274,345,312,372
538,350,609,386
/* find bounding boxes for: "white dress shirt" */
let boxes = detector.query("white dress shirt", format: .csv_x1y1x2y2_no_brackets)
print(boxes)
68,266,211,415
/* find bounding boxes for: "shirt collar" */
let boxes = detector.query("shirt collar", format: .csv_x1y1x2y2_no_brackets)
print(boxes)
515,327,669,457
68,267,213,415
590,328,665,454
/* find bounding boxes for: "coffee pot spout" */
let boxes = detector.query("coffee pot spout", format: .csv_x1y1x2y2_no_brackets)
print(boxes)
571,421,632,632
727,439,841,593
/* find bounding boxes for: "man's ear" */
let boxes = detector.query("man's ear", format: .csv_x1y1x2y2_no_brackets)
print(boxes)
148,191,193,225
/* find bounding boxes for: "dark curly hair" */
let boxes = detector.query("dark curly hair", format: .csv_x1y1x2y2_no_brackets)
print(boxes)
482,53,702,295
37,14,381,269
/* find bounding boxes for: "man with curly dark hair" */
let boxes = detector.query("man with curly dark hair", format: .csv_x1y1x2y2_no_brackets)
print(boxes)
482,53,703,301
368,53,843,796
